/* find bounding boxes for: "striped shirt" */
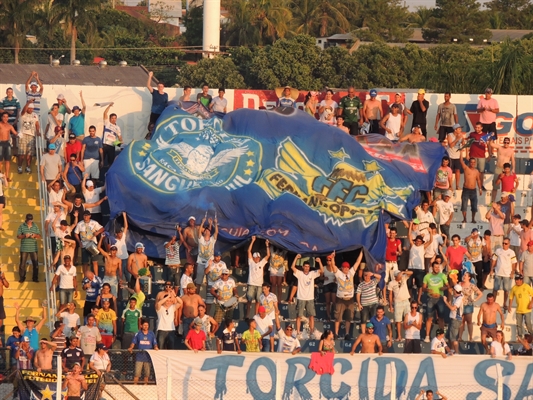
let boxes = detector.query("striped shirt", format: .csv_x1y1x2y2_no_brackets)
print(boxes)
356,279,379,306
17,222,40,252
26,91,42,115
1,96,20,126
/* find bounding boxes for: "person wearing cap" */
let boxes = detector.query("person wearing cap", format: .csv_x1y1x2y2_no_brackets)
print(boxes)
55,93,71,117
486,202,505,250
164,227,185,295
155,289,182,349
185,317,207,352
477,87,499,134
89,342,111,380
491,236,517,311
398,124,425,143
275,86,297,108
490,136,515,204
409,89,429,137
95,297,118,348
82,169,107,223
380,103,403,141
34,338,58,372
210,267,238,326
458,155,483,223
210,88,228,113
277,324,301,355
362,89,383,134
17,99,40,174
197,83,212,108
81,124,103,181
40,141,62,186
318,89,337,125
430,328,451,358
97,234,122,297
102,101,123,166
15,335,35,370
246,236,271,317
61,335,85,371
182,215,200,264
25,71,43,115
205,251,227,314
434,92,458,142
16,213,42,283
196,215,219,288
388,270,413,342
62,361,88,399
68,91,86,139
509,273,533,338
508,213,522,256
14,302,47,351
44,103,64,142
181,281,206,338
65,130,82,161
519,239,533,286
252,306,272,352
465,228,485,286
337,86,363,135
496,162,519,202
432,189,454,240
467,121,490,189
74,209,104,274
350,322,382,355
497,190,514,233
147,70,169,125
407,221,433,303
129,319,158,383
389,92,411,127
443,283,464,354
127,241,149,289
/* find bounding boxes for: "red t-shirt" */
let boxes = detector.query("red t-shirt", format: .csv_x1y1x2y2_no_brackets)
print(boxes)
445,246,468,271
186,329,206,350
66,141,82,160
500,173,516,192
469,132,486,158
385,238,401,261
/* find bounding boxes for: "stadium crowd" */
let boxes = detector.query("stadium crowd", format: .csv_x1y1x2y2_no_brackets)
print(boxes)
0,73,532,396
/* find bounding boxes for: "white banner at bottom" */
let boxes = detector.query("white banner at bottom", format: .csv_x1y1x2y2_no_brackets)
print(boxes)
147,350,533,400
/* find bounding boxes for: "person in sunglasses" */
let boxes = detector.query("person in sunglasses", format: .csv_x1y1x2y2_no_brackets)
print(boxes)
350,322,383,355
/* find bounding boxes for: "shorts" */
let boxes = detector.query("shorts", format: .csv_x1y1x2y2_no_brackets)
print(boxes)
269,267,285,278
463,304,474,315
483,260,492,274
450,158,461,172
0,196,4,206
461,188,478,213
83,158,100,180
426,296,445,318
334,297,355,322
0,141,10,161
474,157,486,173
81,248,94,264
385,261,398,283
360,303,377,325
135,361,151,378
482,122,497,134
409,269,425,288
438,126,454,142
19,134,36,156
481,323,498,339
494,276,512,292
101,334,114,348
246,285,262,302
195,259,207,285
59,289,74,306
394,299,410,322
297,299,316,317
404,339,421,353
449,319,461,341
323,283,337,294
493,167,503,186
344,120,360,136
433,188,448,199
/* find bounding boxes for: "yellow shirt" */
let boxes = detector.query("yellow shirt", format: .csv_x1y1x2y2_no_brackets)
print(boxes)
510,284,533,314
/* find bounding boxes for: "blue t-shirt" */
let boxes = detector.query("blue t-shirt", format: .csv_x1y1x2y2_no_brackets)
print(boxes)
132,330,157,362
369,316,391,342
6,335,20,358
23,328,39,351
82,275,102,302
151,91,168,114
82,136,103,160
69,114,85,136
277,97,296,108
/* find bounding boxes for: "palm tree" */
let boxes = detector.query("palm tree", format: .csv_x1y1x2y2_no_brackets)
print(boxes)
0,0,38,64
410,6,434,28
51,0,102,63
291,0,352,37
252,0,293,44
224,0,259,46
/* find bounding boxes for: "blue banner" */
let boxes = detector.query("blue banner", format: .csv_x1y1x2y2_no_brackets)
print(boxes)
106,105,445,262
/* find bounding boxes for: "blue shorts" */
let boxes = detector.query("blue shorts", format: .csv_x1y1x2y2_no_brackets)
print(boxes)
494,276,512,292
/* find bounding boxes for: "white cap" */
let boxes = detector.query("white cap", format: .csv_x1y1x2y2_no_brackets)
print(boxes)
86,180,94,187
188,216,196,221
453,284,462,293
252,252,261,258
57,94,65,100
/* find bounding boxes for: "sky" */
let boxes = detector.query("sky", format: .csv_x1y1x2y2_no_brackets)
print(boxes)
405,0,489,11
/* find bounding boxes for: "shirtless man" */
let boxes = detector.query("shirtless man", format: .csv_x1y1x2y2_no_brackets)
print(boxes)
33,338,58,371
155,280,178,303
182,216,200,264
350,322,383,355
399,125,426,143
336,116,350,134
477,293,505,354
98,235,122,297
127,243,148,289
362,89,383,134
490,136,515,203
63,363,87,400
181,283,206,338
459,157,483,223
0,112,17,182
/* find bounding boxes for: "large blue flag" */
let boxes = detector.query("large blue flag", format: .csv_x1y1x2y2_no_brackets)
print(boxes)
106,104,445,263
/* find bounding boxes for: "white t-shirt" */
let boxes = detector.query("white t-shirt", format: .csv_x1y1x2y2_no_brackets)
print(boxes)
207,260,226,286
408,244,425,270
180,274,193,297
48,189,64,211
83,187,104,214
20,112,39,136
467,236,484,263
55,265,77,289
248,258,268,286
334,269,355,298
425,234,443,258
435,199,454,226
212,278,236,304
90,352,110,370
156,304,176,331
60,311,81,330
45,211,66,237
509,223,522,247
74,220,103,246
404,312,420,340
319,100,338,125
294,270,320,301
253,314,272,336
415,208,435,240
492,248,517,277
197,236,216,262
46,113,64,140
431,337,447,353
259,293,278,321
103,121,122,146
164,241,180,266
446,133,461,160
388,275,410,302
79,325,102,355
115,234,128,260
449,294,463,320
385,113,402,141
211,96,227,112
491,341,511,356
277,329,300,353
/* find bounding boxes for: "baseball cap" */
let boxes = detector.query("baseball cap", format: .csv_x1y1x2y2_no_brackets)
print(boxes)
101,297,110,302
501,192,510,197
452,123,461,130
72,106,80,111
83,210,91,216
30,81,38,87
369,89,377,97
485,88,493,94
186,282,196,289
27,103,34,109
471,228,478,233
188,216,196,221
25,213,33,221
135,242,144,249
395,92,402,96
443,190,452,198
57,94,65,100
436,328,445,335
110,245,118,250
413,218,420,224
394,270,402,277
341,261,350,268
515,274,524,280
528,241,533,247
252,252,261,258
366,322,374,328
258,306,266,313
97,343,108,350
23,336,30,342
194,317,203,325
48,143,56,150
221,267,230,274
68,133,76,139
413,124,421,129
453,284,462,292
63,255,71,259
418,89,425,94
214,251,221,257
86,180,94,187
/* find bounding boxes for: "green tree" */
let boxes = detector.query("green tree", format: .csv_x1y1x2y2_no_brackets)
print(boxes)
252,0,293,44
492,40,533,94
176,56,247,88
181,6,203,46
485,0,529,28
290,0,352,37
223,0,259,46
423,0,491,43
228,46,259,87
356,0,413,42
0,0,38,64
52,0,103,63
409,7,434,28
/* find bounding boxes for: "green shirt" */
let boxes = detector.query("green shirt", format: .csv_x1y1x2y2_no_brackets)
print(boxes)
17,222,40,252
122,308,142,333
338,95,362,123
242,330,261,352
423,272,447,297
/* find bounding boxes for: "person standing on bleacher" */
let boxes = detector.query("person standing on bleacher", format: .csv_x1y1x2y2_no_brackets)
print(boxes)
246,236,270,318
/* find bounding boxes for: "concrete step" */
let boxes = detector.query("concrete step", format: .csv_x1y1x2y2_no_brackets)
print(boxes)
7,197,40,206
0,255,45,265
